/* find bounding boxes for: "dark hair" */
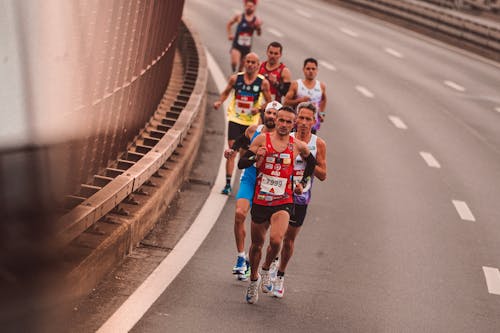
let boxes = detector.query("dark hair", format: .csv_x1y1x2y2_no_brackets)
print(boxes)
267,41,283,53
279,105,296,116
296,101,317,116
303,58,318,68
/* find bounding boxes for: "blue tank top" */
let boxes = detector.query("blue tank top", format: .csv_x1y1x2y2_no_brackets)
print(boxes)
233,14,257,49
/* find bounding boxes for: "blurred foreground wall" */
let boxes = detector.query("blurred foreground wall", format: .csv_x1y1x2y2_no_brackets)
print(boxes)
0,1,185,330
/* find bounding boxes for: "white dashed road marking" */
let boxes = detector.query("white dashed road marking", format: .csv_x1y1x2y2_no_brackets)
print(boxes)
419,152,441,168
295,8,312,18
319,60,336,71
452,200,476,221
355,85,374,98
340,27,358,37
444,80,466,92
384,47,403,58
495,107,500,113
267,28,283,38
388,115,408,129
483,267,500,295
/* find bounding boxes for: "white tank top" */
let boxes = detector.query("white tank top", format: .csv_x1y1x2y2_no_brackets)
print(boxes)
296,79,322,110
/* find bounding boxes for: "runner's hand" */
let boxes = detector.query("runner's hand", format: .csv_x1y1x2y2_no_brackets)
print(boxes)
224,148,235,159
294,182,304,195
213,101,222,110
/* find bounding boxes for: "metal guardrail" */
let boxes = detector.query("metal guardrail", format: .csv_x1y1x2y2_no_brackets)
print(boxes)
56,20,208,248
337,0,500,60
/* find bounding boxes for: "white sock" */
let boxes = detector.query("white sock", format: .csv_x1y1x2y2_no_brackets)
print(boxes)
238,252,246,258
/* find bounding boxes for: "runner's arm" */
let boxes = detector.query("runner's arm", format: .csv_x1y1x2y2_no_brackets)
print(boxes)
227,14,240,40
314,138,327,181
238,134,265,169
283,81,308,107
319,82,327,122
213,75,236,109
278,67,292,96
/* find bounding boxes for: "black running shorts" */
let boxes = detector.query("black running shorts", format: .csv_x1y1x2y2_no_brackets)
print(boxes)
289,204,308,227
251,203,294,224
228,121,249,141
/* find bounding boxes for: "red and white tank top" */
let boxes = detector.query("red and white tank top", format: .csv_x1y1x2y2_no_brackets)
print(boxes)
253,133,294,206
259,61,286,101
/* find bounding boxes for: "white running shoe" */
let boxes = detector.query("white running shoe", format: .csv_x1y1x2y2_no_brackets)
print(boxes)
246,274,261,304
261,270,273,293
269,258,279,281
272,275,285,298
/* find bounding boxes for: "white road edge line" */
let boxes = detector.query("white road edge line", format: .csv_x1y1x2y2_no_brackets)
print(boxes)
340,27,358,37
388,115,408,130
483,266,500,295
355,85,374,98
495,107,500,113
419,151,441,168
294,8,312,18
444,80,466,92
97,49,231,333
319,60,336,71
267,27,284,38
452,200,476,222
384,47,403,58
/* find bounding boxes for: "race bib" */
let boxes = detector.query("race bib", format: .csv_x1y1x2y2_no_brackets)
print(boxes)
260,174,287,196
237,33,252,47
235,94,254,115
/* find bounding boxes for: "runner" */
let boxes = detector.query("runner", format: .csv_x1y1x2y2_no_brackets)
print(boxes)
213,52,272,195
227,0,262,72
237,106,317,304
284,58,327,133
263,102,328,298
258,41,291,103
224,101,281,281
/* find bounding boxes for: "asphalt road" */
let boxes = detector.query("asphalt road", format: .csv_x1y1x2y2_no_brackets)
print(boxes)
120,0,500,331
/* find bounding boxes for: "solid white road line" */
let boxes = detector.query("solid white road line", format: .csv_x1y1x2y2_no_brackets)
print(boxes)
97,49,231,333
419,152,441,168
388,115,408,130
495,107,500,113
444,80,466,92
267,27,284,38
384,47,403,58
294,8,312,18
452,200,476,222
340,27,358,37
483,266,500,295
355,85,374,98
319,60,337,71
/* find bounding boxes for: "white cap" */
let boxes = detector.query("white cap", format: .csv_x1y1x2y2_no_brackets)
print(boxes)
264,101,283,112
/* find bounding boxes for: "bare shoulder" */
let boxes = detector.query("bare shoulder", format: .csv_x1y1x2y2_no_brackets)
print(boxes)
246,124,258,137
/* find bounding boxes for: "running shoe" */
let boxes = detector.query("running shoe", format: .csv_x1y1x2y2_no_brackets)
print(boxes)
246,274,261,304
269,258,279,281
221,184,232,195
238,259,251,281
272,275,285,298
261,269,273,293
232,256,247,275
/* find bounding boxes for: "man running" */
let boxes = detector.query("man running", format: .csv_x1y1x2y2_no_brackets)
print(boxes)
284,58,327,133
227,0,262,72
238,106,317,304
224,101,281,281
262,102,328,298
258,41,291,103
214,52,272,195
